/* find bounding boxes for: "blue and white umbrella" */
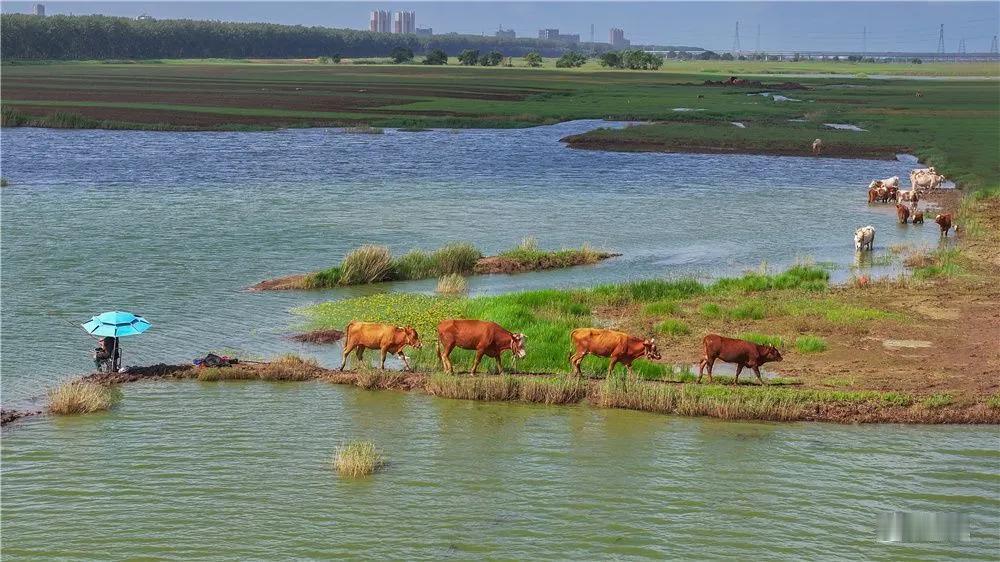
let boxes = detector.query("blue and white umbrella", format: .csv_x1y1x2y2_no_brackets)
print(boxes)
82,311,151,338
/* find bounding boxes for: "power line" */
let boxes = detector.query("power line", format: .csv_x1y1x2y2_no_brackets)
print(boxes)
937,24,945,54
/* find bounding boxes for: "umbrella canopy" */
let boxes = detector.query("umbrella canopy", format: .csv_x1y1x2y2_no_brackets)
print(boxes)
82,311,151,338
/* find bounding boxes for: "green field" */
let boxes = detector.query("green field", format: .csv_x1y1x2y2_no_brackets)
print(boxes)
4,59,997,190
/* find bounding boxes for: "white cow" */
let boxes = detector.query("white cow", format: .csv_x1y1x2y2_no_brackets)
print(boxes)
910,168,945,191
812,138,823,155
854,225,875,251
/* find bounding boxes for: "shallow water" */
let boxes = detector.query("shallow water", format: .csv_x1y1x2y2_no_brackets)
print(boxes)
1,120,946,401
2,121,992,559
2,382,997,559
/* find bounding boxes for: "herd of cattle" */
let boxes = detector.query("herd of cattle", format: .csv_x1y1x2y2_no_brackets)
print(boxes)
854,166,955,251
339,320,783,385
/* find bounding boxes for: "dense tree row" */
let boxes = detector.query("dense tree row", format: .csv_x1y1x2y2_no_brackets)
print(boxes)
1,14,700,61
598,50,664,70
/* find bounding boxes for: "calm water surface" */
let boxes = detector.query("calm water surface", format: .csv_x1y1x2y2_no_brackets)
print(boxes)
2,122,994,559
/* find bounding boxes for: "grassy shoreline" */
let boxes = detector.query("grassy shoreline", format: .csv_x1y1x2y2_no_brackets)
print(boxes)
34,361,992,425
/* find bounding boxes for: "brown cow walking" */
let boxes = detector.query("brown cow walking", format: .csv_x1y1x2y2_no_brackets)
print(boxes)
934,213,953,236
697,334,783,385
569,328,661,379
912,211,924,224
339,322,421,371
436,319,526,375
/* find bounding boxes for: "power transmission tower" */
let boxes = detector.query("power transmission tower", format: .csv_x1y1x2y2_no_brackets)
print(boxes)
862,26,867,56
590,23,594,44
958,38,966,55
991,35,998,55
732,21,741,56
937,24,945,55
755,24,760,54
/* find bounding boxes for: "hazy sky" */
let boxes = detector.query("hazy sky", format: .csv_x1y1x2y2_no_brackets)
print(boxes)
4,2,999,52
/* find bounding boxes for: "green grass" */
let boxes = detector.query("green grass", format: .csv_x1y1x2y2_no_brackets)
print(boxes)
922,393,954,409
643,300,679,315
737,332,785,348
333,440,385,477
494,237,606,270
987,393,1000,409
304,264,834,376
912,247,964,280
656,318,691,336
794,335,828,353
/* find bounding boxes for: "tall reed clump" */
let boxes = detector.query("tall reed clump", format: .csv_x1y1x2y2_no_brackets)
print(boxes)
424,374,587,405
339,244,393,284
333,440,385,477
518,376,588,405
47,381,122,415
436,273,468,295
495,237,606,270
197,355,322,381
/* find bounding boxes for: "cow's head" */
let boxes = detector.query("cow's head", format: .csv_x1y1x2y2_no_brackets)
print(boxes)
510,333,527,359
868,180,882,190
399,326,421,348
643,338,661,360
760,345,783,363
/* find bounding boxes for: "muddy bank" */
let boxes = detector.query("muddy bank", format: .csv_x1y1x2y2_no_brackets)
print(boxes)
250,251,619,291
1,408,42,426
701,78,810,90
560,136,901,160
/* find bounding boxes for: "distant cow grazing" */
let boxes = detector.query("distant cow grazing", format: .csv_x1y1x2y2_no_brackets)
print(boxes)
697,334,783,385
934,213,953,236
569,328,660,379
812,138,823,155
854,225,875,251
340,322,422,371
436,319,525,375
912,211,924,224
896,204,911,224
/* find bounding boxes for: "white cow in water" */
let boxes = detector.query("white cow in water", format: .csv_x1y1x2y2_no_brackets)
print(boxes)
875,176,900,189
911,167,945,191
854,225,875,251
812,138,823,155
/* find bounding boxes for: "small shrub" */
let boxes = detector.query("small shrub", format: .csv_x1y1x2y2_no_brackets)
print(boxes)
47,381,121,415
432,242,481,275
656,319,691,336
730,301,767,320
794,335,828,353
987,393,1000,409
436,273,468,295
333,440,385,477
339,244,393,284
699,303,723,318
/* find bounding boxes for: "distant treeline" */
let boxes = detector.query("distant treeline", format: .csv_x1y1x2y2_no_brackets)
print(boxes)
1,14,699,61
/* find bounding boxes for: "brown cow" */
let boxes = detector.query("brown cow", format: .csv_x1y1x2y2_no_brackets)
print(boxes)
896,204,910,224
339,322,421,371
867,186,880,204
912,211,924,224
436,319,526,375
697,334,783,385
569,328,661,379
886,185,899,203
934,213,953,236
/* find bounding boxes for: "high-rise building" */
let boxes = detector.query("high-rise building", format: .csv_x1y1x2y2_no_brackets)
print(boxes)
33,3,45,16
393,11,415,34
496,26,516,40
415,28,433,37
609,28,630,48
369,10,391,33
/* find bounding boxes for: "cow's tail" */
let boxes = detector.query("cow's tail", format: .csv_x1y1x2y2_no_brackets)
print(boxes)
434,341,442,367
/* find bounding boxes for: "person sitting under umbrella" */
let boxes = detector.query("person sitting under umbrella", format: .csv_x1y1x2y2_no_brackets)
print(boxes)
94,336,121,373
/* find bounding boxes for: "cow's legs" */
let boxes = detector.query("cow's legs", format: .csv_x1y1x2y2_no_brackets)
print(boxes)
607,357,619,379
753,366,765,385
339,341,355,371
398,352,411,372
734,364,744,385
697,356,707,383
379,347,388,370
625,362,635,381
494,354,504,376
570,350,587,377
441,342,456,375
471,348,486,375
703,356,716,383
